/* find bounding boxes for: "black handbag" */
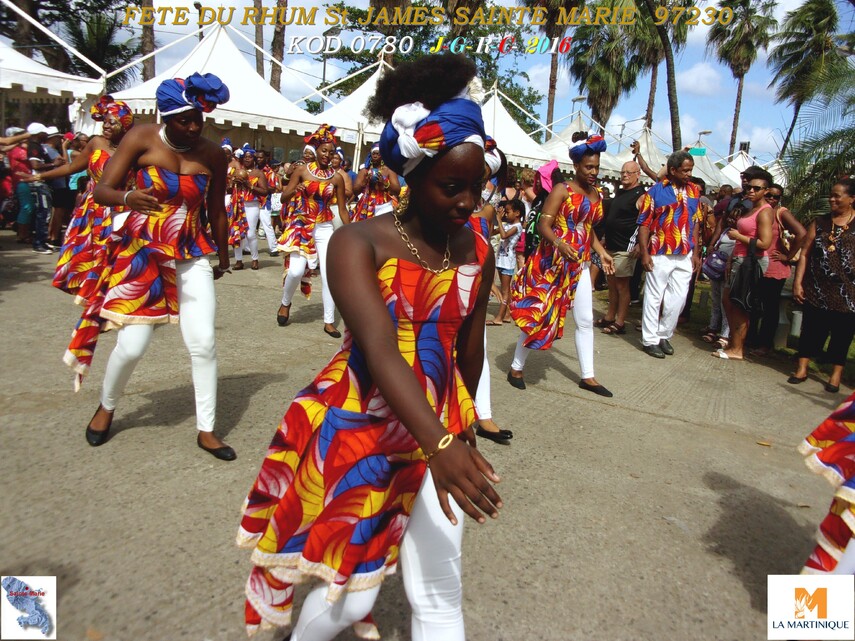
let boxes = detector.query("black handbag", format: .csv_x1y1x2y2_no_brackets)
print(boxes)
729,238,763,313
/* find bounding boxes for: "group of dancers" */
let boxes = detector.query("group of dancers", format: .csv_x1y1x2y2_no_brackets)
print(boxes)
41,53,855,639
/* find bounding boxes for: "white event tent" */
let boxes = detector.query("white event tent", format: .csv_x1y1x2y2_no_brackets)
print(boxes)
0,39,103,131
481,92,553,170
614,128,669,185
720,150,758,187
100,26,317,148
540,111,623,179
687,147,728,191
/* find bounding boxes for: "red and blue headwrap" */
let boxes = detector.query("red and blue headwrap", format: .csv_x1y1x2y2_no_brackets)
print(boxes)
568,134,607,164
156,72,230,117
305,124,337,147
484,136,501,177
240,143,256,157
379,96,486,176
90,95,134,132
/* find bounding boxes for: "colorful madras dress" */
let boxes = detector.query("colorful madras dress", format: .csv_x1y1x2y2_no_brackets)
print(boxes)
800,392,855,573
352,168,395,222
510,186,603,350
53,148,128,301
236,220,490,638
227,167,249,249
63,166,216,389
277,163,335,266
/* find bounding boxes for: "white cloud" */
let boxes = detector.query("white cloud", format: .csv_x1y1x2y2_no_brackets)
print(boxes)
736,124,782,156
675,62,722,96
527,63,572,103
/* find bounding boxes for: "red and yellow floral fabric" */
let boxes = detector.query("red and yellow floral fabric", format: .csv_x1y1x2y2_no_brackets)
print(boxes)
352,169,395,222
636,178,702,256
53,149,128,300
510,187,602,350
800,392,855,574
63,166,215,389
276,163,335,261
237,219,490,638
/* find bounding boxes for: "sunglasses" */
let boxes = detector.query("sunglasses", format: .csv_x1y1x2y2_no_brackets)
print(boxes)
745,185,767,192
766,194,781,200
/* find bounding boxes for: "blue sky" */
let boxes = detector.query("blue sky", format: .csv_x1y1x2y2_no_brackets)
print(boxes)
113,0,854,164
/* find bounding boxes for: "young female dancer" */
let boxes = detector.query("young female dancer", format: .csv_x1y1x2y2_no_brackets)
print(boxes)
276,125,347,337
84,73,235,460
508,133,615,397
351,142,400,221
238,53,502,640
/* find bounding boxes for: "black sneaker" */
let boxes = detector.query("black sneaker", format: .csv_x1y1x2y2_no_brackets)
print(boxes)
45,241,62,251
659,339,674,355
32,245,53,255
643,344,666,359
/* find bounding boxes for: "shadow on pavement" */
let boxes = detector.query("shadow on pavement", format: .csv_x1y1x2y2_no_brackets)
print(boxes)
702,471,818,612
111,371,288,440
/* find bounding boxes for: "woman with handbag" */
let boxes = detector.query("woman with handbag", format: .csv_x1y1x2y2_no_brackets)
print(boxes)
701,215,737,350
712,167,775,360
746,184,806,356
790,178,855,392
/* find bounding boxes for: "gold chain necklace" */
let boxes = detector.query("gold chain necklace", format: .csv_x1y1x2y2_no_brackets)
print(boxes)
828,211,854,253
392,213,451,274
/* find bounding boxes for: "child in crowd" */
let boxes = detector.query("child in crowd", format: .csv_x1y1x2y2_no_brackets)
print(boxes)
489,198,525,325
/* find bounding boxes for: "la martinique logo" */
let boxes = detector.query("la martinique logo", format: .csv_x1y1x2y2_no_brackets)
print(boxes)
795,586,827,619
768,575,854,640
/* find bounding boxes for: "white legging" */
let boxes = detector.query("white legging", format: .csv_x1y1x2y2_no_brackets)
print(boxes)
511,264,595,379
281,221,335,324
291,470,465,641
474,330,491,421
235,201,260,261
259,208,278,252
100,257,217,432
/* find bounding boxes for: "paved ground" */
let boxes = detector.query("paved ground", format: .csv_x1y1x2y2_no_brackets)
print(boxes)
0,231,847,641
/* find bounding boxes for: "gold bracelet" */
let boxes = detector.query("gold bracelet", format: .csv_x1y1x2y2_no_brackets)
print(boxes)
424,433,454,466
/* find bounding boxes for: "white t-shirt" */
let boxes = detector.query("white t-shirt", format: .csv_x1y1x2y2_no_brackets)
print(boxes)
496,222,522,271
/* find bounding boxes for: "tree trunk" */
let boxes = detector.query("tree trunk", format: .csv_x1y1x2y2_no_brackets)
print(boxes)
644,63,658,130
13,0,33,57
729,74,745,157
254,0,264,76
141,0,155,81
269,0,288,91
779,101,802,158
641,0,680,150
545,51,558,141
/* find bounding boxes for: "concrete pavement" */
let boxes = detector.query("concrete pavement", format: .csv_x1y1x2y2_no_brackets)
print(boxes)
0,234,845,641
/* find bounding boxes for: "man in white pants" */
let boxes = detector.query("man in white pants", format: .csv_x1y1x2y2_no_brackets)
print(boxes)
637,150,702,358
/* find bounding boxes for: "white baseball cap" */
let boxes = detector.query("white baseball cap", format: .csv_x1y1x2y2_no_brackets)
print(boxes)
45,126,61,137
26,122,47,135
4,126,24,136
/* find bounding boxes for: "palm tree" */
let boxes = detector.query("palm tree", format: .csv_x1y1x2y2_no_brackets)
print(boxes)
621,0,692,129
768,0,843,157
253,0,263,75
637,0,683,149
140,0,155,81
269,0,288,91
521,0,582,140
568,13,638,133
63,12,143,92
706,0,777,157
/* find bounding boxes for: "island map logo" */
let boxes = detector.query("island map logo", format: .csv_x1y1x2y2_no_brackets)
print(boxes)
0,576,56,640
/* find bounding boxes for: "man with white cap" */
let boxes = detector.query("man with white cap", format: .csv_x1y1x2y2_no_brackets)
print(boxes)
24,122,53,253
0,126,30,146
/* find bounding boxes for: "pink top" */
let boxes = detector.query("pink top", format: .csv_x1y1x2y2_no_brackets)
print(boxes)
765,208,792,279
732,204,771,258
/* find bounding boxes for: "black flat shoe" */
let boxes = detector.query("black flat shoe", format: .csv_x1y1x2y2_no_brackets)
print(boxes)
507,370,526,390
643,344,666,359
659,339,674,356
277,304,290,327
825,382,841,393
787,375,808,384
475,424,513,444
324,326,342,339
579,381,613,398
197,434,236,461
85,405,113,447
